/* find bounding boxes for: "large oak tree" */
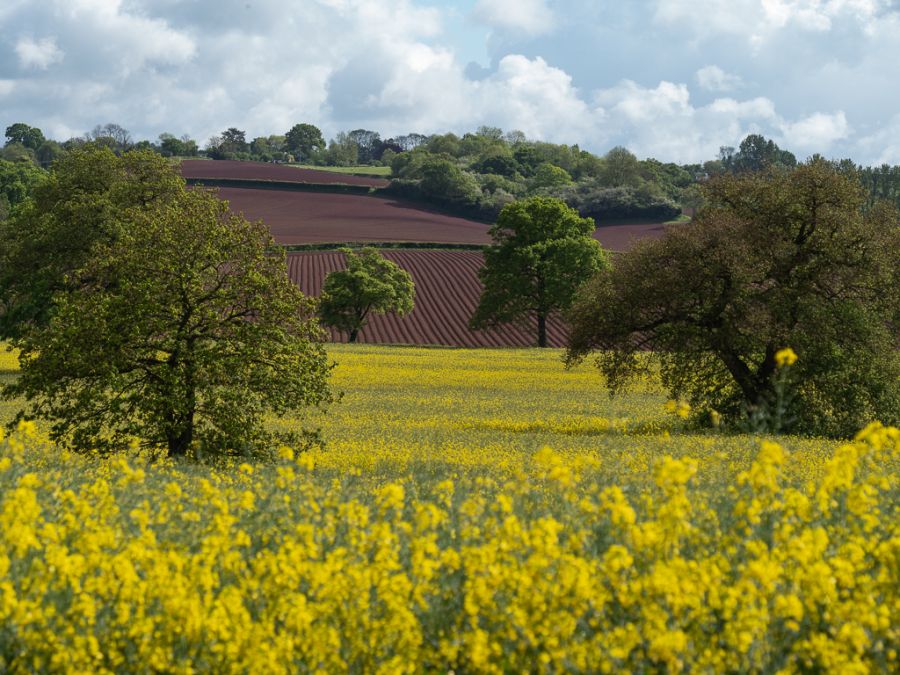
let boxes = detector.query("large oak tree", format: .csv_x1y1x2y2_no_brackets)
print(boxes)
3,153,331,457
566,159,900,436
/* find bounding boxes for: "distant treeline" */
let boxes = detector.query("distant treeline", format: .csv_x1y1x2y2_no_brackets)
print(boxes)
3,121,900,223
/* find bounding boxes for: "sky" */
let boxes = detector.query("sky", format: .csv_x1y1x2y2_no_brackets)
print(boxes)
1,0,899,164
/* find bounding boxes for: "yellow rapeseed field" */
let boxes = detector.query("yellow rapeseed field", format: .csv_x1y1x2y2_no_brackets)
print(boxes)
1,345,898,673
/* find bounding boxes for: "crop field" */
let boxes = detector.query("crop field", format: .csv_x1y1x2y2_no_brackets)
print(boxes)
183,161,674,251
1,344,897,673
180,160,390,188
218,187,492,246
292,164,393,178
288,250,567,347
217,186,671,250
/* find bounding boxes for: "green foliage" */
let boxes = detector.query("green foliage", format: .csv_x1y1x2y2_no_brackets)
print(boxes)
560,183,681,221
720,134,797,173
34,140,66,168
471,197,610,347
419,157,482,205
0,143,36,165
325,132,360,166
318,248,415,343
346,129,382,164
3,188,332,457
158,133,199,158
425,133,462,157
386,133,681,222
5,123,45,151
0,147,184,339
567,159,900,437
206,128,249,159
473,150,519,178
0,159,46,216
838,160,900,211
530,163,573,190
285,123,326,162
600,146,641,187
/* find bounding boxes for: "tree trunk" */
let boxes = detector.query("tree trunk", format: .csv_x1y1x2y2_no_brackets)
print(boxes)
167,423,193,457
537,314,547,348
349,328,359,343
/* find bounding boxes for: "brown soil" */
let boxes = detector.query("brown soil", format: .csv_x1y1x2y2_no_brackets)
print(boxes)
289,250,569,348
217,187,492,245
216,187,672,250
180,159,389,187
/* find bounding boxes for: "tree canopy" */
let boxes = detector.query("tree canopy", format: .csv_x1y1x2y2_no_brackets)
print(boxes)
5,123,45,150
285,123,325,161
471,197,609,347
566,159,900,437
0,159,46,219
318,248,415,343
0,146,183,338
3,184,331,457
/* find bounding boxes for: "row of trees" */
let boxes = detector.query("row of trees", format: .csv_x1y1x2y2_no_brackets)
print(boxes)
384,130,686,222
8,118,900,218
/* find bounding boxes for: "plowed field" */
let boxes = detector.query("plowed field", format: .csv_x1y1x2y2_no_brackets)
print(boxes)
218,187,669,250
288,250,567,347
180,160,389,187
219,187,492,245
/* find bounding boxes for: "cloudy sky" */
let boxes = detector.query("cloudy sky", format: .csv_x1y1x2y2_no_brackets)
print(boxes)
2,0,899,164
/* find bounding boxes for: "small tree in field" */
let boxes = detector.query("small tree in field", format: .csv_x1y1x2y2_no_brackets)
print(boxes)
470,196,609,347
566,159,900,437
318,248,414,343
3,188,332,458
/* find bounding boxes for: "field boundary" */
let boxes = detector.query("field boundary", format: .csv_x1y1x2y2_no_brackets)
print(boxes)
288,164,391,178
186,177,376,195
279,242,486,252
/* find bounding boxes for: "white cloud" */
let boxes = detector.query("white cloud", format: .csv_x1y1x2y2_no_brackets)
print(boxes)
472,0,556,36
477,55,592,140
857,113,900,164
15,37,64,70
655,0,893,41
708,97,777,119
61,0,196,73
0,0,897,165
779,110,850,150
696,65,743,92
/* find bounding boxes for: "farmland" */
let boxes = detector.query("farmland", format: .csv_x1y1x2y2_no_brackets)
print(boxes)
288,250,567,347
176,160,676,348
181,159,389,187
2,345,896,673
182,159,673,251
219,187,493,246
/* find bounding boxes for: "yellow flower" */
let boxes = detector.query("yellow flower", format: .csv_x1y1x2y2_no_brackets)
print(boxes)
775,347,798,367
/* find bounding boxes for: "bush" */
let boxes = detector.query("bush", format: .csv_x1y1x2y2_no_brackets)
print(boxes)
559,183,681,221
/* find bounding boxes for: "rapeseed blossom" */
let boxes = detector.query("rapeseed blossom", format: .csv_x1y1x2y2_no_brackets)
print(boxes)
0,420,896,673
0,345,896,672
775,347,799,367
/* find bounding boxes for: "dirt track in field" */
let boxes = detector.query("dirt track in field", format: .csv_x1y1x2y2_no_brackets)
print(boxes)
289,250,568,348
180,160,390,187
